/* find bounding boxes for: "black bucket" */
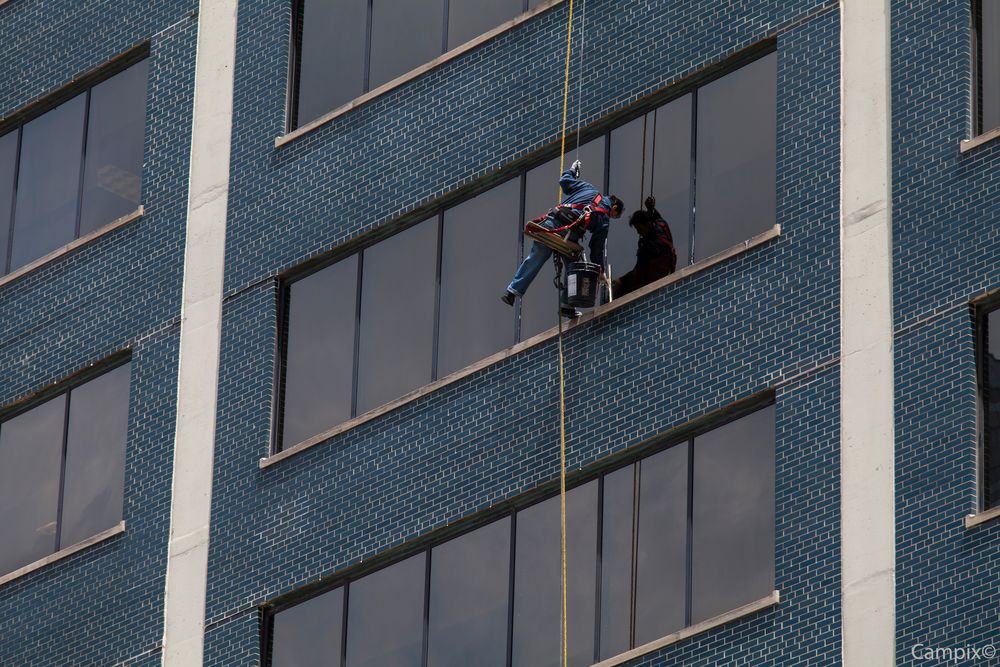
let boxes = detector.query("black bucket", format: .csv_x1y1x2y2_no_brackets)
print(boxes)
565,261,601,308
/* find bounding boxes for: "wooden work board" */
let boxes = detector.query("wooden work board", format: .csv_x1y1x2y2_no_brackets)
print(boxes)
523,221,583,258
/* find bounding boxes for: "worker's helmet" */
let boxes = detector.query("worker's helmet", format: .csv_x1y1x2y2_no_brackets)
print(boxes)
609,195,624,218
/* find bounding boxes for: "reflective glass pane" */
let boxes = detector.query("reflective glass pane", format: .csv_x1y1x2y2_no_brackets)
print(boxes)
651,95,692,267
599,465,633,660
608,113,652,281
370,0,444,89
439,179,518,376
447,0,522,50
0,131,16,275
692,406,775,622
0,395,65,574
60,363,130,548
357,219,436,414
297,0,367,126
272,587,344,667
346,554,425,667
428,517,510,667
79,60,148,236
694,53,776,261
512,481,597,667
11,95,86,271
284,256,358,446
634,444,687,645
521,138,605,339
983,0,1000,132
985,309,1000,508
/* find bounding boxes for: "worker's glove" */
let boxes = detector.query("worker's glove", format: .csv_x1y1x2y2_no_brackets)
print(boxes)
644,195,656,211
570,159,582,178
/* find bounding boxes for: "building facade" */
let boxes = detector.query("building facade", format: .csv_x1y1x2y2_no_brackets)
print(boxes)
0,0,996,665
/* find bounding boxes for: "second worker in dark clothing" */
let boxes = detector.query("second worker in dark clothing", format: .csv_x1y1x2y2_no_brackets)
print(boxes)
611,196,677,298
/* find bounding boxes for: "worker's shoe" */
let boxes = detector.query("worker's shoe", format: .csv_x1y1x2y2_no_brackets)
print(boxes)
500,290,516,306
560,305,581,319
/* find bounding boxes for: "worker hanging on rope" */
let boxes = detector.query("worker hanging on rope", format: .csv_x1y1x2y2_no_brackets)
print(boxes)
501,159,624,318
611,195,677,297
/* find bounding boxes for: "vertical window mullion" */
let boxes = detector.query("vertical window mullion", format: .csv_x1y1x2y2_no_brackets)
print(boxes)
54,391,72,552
271,281,290,454
340,583,350,667
505,511,516,667
628,463,639,649
5,128,22,275
363,0,374,92
515,173,526,343
684,437,695,627
594,474,604,663
441,0,451,54
351,252,364,418
287,0,306,130
432,213,444,381
422,549,431,667
688,90,698,266
73,90,92,240
975,0,984,135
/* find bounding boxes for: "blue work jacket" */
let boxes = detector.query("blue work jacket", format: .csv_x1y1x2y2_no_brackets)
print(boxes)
557,169,612,267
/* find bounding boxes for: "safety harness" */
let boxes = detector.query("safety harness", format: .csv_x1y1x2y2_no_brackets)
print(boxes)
526,193,611,235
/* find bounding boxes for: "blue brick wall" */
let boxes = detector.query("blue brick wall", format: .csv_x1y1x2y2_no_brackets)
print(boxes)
0,1,197,664
892,0,1000,662
207,1,843,665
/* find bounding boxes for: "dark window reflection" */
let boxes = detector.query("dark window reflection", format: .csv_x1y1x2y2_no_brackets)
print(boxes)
447,0,522,50
0,396,65,574
694,52,776,261
691,406,775,622
79,60,147,236
599,465,633,660
634,444,687,644
608,114,653,280
521,138,605,339
984,309,1000,508
284,256,358,446
428,516,510,667
357,219,437,414
369,0,444,89
439,179,518,376
297,0,367,126
61,362,130,548
347,554,425,667
272,587,344,667
10,95,86,271
982,0,1000,132
651,95,692,268
512,481,597,667
0,131,16,274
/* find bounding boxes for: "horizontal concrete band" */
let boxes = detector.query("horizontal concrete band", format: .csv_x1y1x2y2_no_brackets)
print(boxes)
260,224,781,468
965,505,1000,529
592,591,781,667
0,521,126,588
959,126,1000,153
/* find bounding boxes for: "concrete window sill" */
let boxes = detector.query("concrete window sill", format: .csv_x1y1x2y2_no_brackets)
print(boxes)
0,521,126,588
965,505,1000,529
959,127,1000,153
591,591,780,667
0,206,144,291
275,0,566,148
260,224,781,469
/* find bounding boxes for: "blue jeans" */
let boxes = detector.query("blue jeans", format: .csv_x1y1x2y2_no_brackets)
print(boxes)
507,217,583,297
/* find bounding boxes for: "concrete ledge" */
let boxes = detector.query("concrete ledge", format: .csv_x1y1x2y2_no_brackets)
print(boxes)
592,591,780,667
965,505,1000,529
0,206,144,290
0,521,126,588
960,126,1000,153
259,224,780,468
275,0,565,148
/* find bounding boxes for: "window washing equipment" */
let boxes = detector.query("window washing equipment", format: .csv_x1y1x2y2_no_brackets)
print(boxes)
565,260,602,307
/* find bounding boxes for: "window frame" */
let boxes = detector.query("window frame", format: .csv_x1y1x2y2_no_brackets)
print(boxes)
977,297,1000,511
261,394,776,666
0,352,132,576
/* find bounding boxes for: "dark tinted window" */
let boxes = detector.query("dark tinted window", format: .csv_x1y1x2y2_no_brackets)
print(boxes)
512,481,597,667
346,554,425,667
634,444,687,644
79,60,148,236
357,218,437,414
691,406,775,622
447,0,522,49
983,308,1000,508
369,0,444,89
297,0,368,125
981,0,1000,132
608,114,653,279
283,256,358,446
651,95,692,268
60,362,130,548
599,465,633,660
272,587,344,667
694,52,776,261
439,179,519,376
428,517,510,667
10,95,86,271
0,131,16,274
0,395,65,573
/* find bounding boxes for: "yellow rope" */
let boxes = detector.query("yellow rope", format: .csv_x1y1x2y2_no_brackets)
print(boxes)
556,2,575,665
